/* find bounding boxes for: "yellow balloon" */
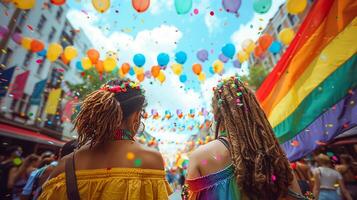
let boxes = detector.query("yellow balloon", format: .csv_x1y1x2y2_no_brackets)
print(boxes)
171,63,183,75
157,71,166,84
242,39,256,54
278,28,295,45
13,0,36,9
213,60,224,74
103,57,117,72
92,0,110,13
81,57,93,70
286,0,307,14
47,43,63,62
21,37,32,50
64,46,78,61
198,72,206,82
237,51,249,63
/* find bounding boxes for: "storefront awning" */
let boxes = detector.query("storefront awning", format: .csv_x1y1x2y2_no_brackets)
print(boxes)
0,123,64,147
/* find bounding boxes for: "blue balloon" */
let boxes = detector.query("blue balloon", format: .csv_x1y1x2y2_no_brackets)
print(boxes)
157,53,170,66
269,41,282,53
209,66,215,74
133,54,146,67
37,49,47,57
179,74,187,83
175,51,187,64
221,43,236,59
129,67,135,76
75,61,83,71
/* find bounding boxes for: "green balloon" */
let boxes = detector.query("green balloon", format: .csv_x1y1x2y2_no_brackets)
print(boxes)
175,0,192,15
253,0,272,14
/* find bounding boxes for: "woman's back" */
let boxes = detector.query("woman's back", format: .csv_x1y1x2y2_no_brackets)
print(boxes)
315,167,342,189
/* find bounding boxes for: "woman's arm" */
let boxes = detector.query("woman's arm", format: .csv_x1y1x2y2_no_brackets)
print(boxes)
338,179,352,200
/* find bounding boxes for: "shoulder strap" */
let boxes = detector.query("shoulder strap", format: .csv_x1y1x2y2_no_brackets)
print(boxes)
65,153,80,200
217,137,230,152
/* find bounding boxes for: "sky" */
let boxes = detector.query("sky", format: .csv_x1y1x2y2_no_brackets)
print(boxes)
65,0,285,147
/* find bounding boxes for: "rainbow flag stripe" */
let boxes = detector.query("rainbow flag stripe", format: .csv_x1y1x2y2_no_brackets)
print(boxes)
256,0,357,161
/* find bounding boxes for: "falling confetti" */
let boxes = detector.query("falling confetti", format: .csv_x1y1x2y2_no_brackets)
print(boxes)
210,11,214,16
126,152,135,160
27,25,33,31
134,158,142,167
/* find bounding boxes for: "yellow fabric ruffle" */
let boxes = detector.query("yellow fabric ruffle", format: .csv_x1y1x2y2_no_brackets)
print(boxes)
38,168,173,200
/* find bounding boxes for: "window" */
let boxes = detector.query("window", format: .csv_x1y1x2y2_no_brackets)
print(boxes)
37,15,47,35
17,11,28,28
288,14,298,26
23,52,33,67
0,48,13,68
48,27,56,42
11,94,28,116
56,7,64,21
276,25,282,34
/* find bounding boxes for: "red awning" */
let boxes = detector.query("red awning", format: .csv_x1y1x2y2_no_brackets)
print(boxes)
0,123,64,146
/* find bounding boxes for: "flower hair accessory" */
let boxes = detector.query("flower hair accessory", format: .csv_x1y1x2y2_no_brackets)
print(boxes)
100,80,142,94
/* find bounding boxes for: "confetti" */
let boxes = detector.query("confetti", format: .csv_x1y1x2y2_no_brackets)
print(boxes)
36,59,43,64
290,140,299,147
27,25,33,31
210,11,214,16
201,159,207,165
134,158,142,167
271,175,276,182
126,152,135,160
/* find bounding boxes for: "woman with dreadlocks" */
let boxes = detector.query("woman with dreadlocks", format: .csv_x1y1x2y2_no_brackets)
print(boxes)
38,79,172,200
184,76,305,200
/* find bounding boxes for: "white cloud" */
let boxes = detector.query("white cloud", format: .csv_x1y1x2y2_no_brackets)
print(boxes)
204,12,221,34
150,0,174,15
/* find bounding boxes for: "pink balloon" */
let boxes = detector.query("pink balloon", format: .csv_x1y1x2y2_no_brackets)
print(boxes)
11,32,22,44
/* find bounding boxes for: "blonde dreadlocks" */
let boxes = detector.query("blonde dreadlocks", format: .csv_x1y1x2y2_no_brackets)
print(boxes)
212,76,293,200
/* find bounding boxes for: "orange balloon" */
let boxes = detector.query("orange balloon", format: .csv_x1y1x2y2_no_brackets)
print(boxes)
254,45,264,59
87,49,100,64
95,60,104,74
151,66,161,78
30,39,44,52
121,63,131,74
61,53,69,64
132,0,150,13
137,73,145,82
192,63,202,75
258,34,273,50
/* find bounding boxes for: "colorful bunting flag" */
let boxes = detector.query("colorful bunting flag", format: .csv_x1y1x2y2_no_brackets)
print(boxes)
45,88,62,115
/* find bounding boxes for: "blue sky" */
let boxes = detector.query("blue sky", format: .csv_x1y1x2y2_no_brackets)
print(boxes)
66,0,285,147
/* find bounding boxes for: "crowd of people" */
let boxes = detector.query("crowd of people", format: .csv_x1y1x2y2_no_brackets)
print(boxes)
0,77,355,200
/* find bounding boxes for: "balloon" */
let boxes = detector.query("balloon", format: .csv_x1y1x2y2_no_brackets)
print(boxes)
103,57,117,72
171,63,183,75
144,70,151,78
157,53,170,66
196,49,208,62
254,45,264,58
0,25,9,39
132,0,150,13
50,0,66,6
61,53,69,65
92,0,110,13
286,0,307,14
129,67,135,76
118,68,125,78
198,72,206,82
175,51,187,64
13,0,36,9
151,65,161,78
75,61,84,71
30,39,44,52
192,63,202,75
81,57,92,70
221,43,235,59
47,43,63,62
95,60,104,74
209,66,215,74
175,0,192,15
233,60,241,68
157,71,166,84
136,73,145,82
258,34,273,50
121,63,131,74
87,49,100,64
237,51,248,63
63,46,77,61
37,49,47,57
134,66,144,75
253,0,272,14
179,74,187,83
133,53,145,67
218,54,229,63
213,60,224,74
11,32,22,44
278,28,295,45
242,39,256,54
269,41,282,53
21,37,32,50
222,0,241,13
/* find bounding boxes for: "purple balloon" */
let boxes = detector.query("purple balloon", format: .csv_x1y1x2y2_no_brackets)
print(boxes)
0,25,9,38
222,0,242,13
196,49,209,62
144,70,152,78
218,54,229,63
11,32,22,44
233,60,241,68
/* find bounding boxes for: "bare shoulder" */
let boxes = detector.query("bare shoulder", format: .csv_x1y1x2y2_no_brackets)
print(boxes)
48,153,72,180
137,145,164,170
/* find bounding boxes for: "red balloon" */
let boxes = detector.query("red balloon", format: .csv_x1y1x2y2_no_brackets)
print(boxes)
132,0,150,13
254,45,264,59
258,34,273,50
50,0,66,6
87,49,100,64
30,39,44,52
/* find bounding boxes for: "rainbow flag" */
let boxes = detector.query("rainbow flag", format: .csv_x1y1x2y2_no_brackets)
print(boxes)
256,0,357,161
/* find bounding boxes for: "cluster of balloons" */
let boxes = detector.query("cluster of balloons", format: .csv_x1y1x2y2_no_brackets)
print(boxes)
78,49,117,75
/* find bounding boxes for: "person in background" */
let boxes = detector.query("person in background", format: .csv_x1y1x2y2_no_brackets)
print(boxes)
335,154,357,199
185,76,303,200
39,79,172,200
20,140,78,200
37,152,55,169
291,159,313,195
313,154,352,200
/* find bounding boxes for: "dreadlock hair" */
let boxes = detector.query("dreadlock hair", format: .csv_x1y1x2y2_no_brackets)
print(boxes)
73,79,146,148
212,76,293,200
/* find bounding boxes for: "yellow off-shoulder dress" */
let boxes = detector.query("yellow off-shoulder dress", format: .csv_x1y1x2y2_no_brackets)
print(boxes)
38,168,173,200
